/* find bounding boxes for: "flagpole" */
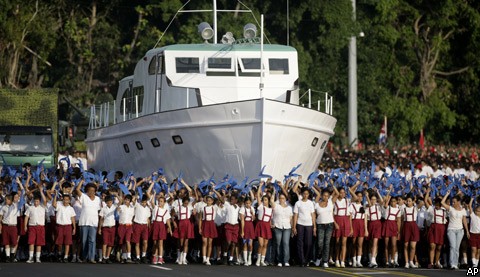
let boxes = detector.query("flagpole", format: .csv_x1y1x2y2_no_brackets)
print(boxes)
384,116,387,138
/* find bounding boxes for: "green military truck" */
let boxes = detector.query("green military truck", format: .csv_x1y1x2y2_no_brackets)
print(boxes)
0,89,58,169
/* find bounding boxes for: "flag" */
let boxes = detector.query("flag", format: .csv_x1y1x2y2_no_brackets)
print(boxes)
419,129,425,150
378,116,387,145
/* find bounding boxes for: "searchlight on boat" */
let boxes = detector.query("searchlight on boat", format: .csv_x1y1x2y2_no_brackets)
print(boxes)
198,22,214,42
243,23,257,39
221,32,235,44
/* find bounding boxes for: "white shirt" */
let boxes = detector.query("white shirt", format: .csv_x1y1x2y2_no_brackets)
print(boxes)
99,205,117,227
118,204,135,224
334,198,350,216
293,200,315,226
78,194,101,226
239,206,255,222
195,201,207,215
350,202,365,219
0,203,19,225
223,201,240,225
428,206,447,225
152,206,171,223
273,204,293,229
55,202,76,225
367,204,381,221
403,206,418,222
470,212,480,234
175,204,193,220
72,198,82,222
257,204,273,223
448,208,467,230
416,206,427,228
315,199,335,224
25,205,46,226
133,203,151,224
214,205,226,226
202,205,217,221
385,206,402,221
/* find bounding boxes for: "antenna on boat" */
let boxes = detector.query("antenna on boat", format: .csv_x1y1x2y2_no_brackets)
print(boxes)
259,14,264,98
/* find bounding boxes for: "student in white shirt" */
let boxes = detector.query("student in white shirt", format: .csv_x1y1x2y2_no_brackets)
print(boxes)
312,185,336,268
98,195,117,263
117,194,135,263
24,188,47,263
75,181,102,263
53,193,76,262
0,193,20,262
151,196,172,265
293,186,316,267
272,192,293,267
132,195,152,263
441,190,469,270
467,198,480,267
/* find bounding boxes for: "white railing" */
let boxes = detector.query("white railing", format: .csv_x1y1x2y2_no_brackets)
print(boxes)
300,89,334,116
89,95,141,129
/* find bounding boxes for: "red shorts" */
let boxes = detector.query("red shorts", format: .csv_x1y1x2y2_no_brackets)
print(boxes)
55,225,73,245
17,216,26,236
382,220,399,237
334,216,351,238
174,219,194,239
403,221,420,242
225,223,239,243
214,224,225,246
131,223,149,243
202,220,218,239
367,220,382,240
152,221,167,241
470,233,480,248
102,226,116,247
255,221,272,239
428,223,446,245
2,225,18,246
243,221,255,240
352,219,366,237
118,224,133,244
28,225,46,246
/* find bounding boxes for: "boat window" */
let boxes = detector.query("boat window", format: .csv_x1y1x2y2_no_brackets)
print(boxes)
241,58,261,70
176,57,200,73
123,144,130,153
135,141,143,150
151,138,160,148
207,58,233,70
149,55,164,75
238,58,262,76
269,59,289,74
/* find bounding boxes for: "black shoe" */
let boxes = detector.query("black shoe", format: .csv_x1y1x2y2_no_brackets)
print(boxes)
228,260,234,266
141,257,148,264
106,259,112,264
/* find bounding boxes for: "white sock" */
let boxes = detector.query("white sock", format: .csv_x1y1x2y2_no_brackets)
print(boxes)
462,256,467,264
394,253,398,263
372,256,376,264
5,248,10,257
182,252,187,262
177,250,181,260
127,252,131,259
248,251,252,263
473,258,478,267
356,256,361,263
229,256,233,261
29,251,34,259
243,251,247,263
142,252,146,257
261,255,265,263
36,252,41,259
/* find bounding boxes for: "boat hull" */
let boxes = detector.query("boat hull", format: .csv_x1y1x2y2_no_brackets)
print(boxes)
86,99,336,183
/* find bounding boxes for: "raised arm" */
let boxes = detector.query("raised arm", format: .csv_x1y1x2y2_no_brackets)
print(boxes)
75,179,84,197
441,191,451,211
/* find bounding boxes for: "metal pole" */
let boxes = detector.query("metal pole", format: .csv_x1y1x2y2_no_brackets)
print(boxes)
113,100,116,124
123,99,126,122
348,0,358,148
317,100,320,111
325,93,328,113
186,88,189,108
135,95,139,118
286,0,289,46
259,14,264,98
330,96,333,116
213,0,217,44
308,89,311,108
99,104,103,127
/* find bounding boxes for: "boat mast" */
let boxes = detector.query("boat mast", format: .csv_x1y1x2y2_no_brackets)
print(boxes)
259,14,264,98
213,0,217,44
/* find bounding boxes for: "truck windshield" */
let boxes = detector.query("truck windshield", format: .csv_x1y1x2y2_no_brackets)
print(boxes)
0,133,52,154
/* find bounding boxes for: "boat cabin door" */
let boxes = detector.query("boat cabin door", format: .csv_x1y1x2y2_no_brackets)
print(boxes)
152,53,164,113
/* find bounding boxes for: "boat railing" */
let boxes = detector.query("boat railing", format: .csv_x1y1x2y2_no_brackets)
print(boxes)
88,95,142,129
299,89,334,116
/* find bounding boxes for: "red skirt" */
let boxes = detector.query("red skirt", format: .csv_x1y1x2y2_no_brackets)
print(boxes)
367,220,382,240
403,221,420,242
382,220,398,237
202,220,218,238
334,216,351,238
243,221,255,240
255,221,272,239
427,223,446,245
352,219,366,237
152,221,167,241
174,219,194,239
470,233,480,248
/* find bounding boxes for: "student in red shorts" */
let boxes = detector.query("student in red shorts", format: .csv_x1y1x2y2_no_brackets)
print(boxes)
53,193,76,263
131,195,151,263
0,194,21,262
24,188,47,263
98,195,116,263
117,194,135,263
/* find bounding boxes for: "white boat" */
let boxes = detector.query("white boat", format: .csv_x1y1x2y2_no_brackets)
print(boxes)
86,4,336,183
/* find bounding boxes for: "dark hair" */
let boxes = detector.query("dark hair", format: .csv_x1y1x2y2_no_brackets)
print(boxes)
300,187,310,194
182,196,190,203
124,195,133,201
321,188,331,195
453,195,462,202
141,195,149,202
85,183,97,191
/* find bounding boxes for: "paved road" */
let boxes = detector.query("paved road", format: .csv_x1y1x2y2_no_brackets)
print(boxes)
0,263,470,277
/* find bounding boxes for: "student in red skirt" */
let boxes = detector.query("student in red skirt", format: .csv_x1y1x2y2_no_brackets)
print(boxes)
52,193,76,263
98,195,116,263
349,184,368,268
366,190,383,268
255,182,275,267
382,190,402,268
132,195,151,263
402,195,420,268
173,196,195,265
24,187,47,263
240,195,256,266
0,193,21,262
424,189,447,269
151,195,172,265
467,197,480,268
199,195,218,265
332,186,353,268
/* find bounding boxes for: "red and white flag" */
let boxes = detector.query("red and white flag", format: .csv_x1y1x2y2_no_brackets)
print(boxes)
378,116,387,144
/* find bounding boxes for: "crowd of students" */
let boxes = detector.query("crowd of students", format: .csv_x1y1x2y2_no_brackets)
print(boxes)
0,152,479,270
